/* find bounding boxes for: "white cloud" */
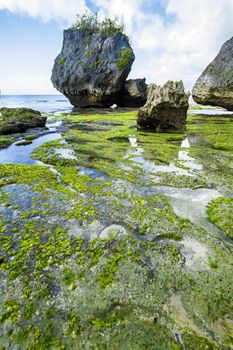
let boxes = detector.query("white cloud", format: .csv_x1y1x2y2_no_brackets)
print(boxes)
0,0,232,92
0,0,86,23
93,0,233,90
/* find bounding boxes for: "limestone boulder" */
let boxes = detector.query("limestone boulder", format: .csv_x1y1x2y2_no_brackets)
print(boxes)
137,81,189,131
51,26,135,108
192,37,233,110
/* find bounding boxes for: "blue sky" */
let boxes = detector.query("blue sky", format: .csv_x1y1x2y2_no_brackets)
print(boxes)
0,0,232,94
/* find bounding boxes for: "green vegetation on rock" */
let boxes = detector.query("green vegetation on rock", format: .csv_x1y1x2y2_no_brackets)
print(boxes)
57,56,66,65
208,197,233,238
72,13,128,39
117,47,133,70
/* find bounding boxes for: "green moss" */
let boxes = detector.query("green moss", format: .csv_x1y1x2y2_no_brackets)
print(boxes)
208,197,233,238
188,105,204,110
117,47,132,70
72,13,128,39
0,136,14,148
57,56,66,65
85,49,93,58
25,134,38,141
63,268,76,286
0,164,59,190
0,110,233,349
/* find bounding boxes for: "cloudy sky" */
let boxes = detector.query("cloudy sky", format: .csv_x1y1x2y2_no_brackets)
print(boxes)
0,0,232,94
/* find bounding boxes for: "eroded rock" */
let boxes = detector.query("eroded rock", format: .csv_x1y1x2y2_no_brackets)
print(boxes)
192,36,233,110
0,108,46,135
137,81,189,131
51,25,135,108
117,78,147,107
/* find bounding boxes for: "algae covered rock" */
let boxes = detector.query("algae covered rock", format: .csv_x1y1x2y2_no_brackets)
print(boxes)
0,107,46,134
192,36,233,110
117,78,147,107
51,15,135,108
137,81,189,131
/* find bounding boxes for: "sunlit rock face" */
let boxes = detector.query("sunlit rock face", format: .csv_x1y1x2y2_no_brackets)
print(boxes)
137,81,190,131
192,36,233,111
51,28,135,108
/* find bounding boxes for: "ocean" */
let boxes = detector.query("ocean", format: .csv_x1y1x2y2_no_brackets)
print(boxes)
0,95,72,113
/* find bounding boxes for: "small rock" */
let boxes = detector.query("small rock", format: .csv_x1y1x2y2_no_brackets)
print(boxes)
137,81,190,131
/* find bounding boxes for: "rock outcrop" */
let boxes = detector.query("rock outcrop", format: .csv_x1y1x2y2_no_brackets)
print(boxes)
51,27,135,108
0,108,46,134
192,37,233,110
137,81,189,131
117,78,147,107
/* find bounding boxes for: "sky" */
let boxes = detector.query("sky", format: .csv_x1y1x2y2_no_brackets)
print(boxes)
0,0,232,94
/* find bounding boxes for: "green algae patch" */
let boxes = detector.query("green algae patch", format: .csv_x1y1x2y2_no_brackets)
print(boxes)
208,197,233,238
0,164,59,190
0,136,14,148
0,110,233,349
187,115,233,152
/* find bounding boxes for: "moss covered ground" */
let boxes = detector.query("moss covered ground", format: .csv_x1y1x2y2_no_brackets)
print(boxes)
0,110,232,349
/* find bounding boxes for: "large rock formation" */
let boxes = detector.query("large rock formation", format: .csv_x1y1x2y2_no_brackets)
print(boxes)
192,37,233,110
137,81,189,131
117,78,147,107
0,108,46,134
51,27,135,108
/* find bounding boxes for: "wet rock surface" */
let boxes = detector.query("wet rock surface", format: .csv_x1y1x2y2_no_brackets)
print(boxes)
117,78,147,107
0,108,232,349
192,36,233,110
51,28,135,108
0,107,46,134
137,81,190,131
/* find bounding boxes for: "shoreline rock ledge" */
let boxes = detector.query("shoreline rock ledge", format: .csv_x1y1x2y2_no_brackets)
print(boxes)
0,108,46,134
137,81,189,131
51,26,135,108
192,36,233,110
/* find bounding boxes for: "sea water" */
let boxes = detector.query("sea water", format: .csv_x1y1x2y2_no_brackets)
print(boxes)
0,95,72,113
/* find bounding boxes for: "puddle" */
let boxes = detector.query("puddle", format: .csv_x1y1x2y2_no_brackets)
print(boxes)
134,156,193,176
0,184,38,218
99,224,127,239
0,119,63,165
181,138,190,148
55,148,76,160
123,136,202,177
46,119,63,131
181,237,209,269
149,186,221,231
189,107,233,116
78,166,109,180
0,133,61,165
129,137,138,147
178,138,203,171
